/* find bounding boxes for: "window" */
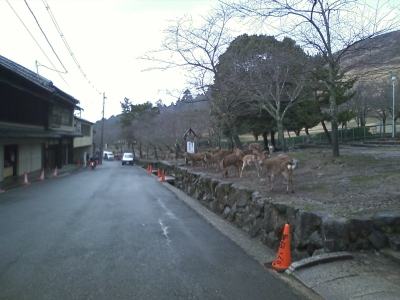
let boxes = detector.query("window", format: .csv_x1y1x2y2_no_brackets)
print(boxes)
81,124,91,136
52,105,73,127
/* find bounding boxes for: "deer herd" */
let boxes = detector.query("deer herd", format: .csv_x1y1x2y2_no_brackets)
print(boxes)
181,142,296,194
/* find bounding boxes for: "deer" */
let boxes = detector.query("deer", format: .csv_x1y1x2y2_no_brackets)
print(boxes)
260,155,295,193
239,149,269,178
268,143,274,155
204,149,233,171
182,152,205,169
248,142,261,152
220,153,243,178
204,152,222,171
217,148,232,159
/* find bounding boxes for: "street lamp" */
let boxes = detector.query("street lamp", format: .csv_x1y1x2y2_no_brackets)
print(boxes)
392,75,396,138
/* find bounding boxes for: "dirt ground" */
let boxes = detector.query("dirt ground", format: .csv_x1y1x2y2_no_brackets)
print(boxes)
181,144,400,219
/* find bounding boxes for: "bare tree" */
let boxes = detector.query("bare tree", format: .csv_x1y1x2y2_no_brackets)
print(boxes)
222,0,400,156
152,108,211,157
349,82,374,127
139,4,234,97
139,5,245,145
368,78,399,133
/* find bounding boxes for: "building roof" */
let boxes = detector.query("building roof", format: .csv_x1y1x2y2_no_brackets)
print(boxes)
0,55,54,92
0,55,81,106
74,115,94,125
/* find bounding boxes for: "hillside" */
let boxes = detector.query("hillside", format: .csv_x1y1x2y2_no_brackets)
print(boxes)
341,30,400,82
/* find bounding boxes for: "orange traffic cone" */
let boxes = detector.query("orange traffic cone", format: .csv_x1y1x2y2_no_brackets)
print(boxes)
38,168,45,180
22,171,30,185
147,165,150,173
149,165,153,173
161,170,165,182
157,169,161,177
263,223,291,273
52,166,58,178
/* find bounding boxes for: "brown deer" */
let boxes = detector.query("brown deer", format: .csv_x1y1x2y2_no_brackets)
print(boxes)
260,155,295,193
220,154,243,178
248,142,261,152
182,152,205,169
235,148,268,178
204,152,222,171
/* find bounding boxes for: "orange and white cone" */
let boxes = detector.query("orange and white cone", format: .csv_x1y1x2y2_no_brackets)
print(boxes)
263,223,291,273
22,171,31,185
161,170,165,182
52,166,58,178
38,168,45,180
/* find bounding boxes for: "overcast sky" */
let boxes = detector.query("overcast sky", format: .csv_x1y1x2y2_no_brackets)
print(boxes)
1,0,222,122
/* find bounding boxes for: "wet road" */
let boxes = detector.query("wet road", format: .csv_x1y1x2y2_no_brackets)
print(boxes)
0,161,310,299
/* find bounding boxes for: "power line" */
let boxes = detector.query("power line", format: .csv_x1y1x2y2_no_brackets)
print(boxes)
42,0,102,94
5,0,67,83
24,0,68,74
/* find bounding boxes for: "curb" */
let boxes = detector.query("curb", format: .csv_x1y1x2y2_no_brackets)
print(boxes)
285,252,353,275
380,248,400,264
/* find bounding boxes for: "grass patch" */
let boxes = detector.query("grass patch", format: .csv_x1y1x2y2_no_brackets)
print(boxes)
350,175,381,184
350,170,399,183
298,185,325,191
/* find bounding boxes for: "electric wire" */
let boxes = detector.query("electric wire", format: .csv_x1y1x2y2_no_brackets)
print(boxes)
42,0,102,94
24,0,68,74
5,0,67,83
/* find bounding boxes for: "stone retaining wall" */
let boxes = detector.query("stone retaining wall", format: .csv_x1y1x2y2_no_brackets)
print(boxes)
138,160,400,261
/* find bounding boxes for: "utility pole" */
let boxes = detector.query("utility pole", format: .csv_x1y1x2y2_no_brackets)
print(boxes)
100,92,106,164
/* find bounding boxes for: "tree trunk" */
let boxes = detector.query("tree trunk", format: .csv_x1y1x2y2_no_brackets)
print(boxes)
331,119,340,157
262,132,269,150
270,130,276,148
153,145,158,160
277,121,287,152
139,145,143,159
321,121,332,146
231,126,242,149
329,93,340,157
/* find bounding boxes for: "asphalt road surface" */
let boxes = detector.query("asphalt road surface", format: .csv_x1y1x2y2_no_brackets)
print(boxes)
0,161,310,300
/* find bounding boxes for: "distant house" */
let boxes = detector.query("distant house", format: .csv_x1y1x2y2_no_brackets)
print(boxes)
0,55,88,181
73,116,94,164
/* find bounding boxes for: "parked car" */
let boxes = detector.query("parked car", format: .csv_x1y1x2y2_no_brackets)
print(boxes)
121,152,134,165
103,151,114,161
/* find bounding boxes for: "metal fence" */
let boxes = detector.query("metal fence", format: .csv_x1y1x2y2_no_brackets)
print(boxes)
205,123,397,149
285,123,397,147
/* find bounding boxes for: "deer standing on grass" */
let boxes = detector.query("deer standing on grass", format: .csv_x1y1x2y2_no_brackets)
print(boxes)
260,155,295,193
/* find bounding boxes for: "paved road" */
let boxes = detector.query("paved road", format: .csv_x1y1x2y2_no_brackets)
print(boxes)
0,161,313,300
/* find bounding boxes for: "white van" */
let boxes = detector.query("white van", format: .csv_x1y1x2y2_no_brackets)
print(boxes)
103,151,114,161
121,152,134,165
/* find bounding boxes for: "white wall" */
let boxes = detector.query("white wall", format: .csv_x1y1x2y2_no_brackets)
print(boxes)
18,143,42,175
